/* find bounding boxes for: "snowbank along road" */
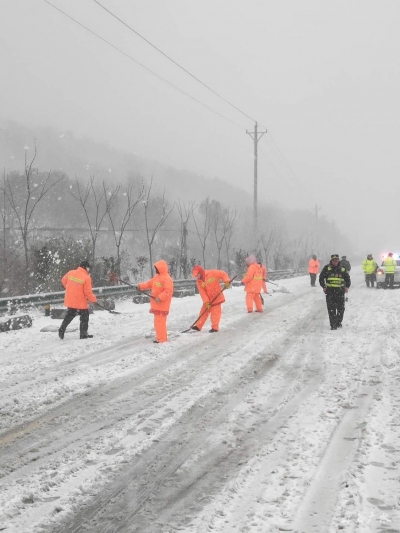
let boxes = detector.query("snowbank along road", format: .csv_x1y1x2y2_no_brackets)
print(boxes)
0,270,399,532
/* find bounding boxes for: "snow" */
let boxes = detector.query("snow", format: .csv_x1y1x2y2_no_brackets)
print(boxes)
0,271,399,532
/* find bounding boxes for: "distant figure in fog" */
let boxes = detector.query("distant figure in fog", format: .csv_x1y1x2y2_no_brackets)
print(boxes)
362,254,378,288
340,256,351,272
308,254,320,287
258,262,268,294
383,253,396,289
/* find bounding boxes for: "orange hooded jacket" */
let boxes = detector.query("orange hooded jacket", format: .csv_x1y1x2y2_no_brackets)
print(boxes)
138,260,174,315
308,258,320,274
260,263,268,293
192,266,230,306
241,255,263,293
61,266,97,309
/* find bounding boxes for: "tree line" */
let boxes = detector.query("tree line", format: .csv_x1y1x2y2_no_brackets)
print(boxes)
0,147,350,297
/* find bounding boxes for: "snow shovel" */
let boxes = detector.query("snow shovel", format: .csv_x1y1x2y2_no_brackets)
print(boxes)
266,280,290,293
182,275,237,333
95,301,122,315
104,274,156,300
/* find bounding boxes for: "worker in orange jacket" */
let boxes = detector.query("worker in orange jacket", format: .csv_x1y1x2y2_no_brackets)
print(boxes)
59,260,97,340
242,255,263,312
191,265,230,332
137,259,173,343
258,262,268,294
308,254,320,287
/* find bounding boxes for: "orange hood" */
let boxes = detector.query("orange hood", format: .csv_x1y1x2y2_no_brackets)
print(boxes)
154,259,169,275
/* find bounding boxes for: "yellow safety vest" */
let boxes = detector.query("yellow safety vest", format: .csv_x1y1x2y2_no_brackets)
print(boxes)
326,266,346,288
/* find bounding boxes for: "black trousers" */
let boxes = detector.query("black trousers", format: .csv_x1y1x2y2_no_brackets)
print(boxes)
309,273,317,286
60,308,89,337
325,289,345,328
385,273,394,289
365,273,376,287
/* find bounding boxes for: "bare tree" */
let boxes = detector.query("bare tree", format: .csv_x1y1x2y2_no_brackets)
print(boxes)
193,197,215,268
176,199,196,278
211,201,238,271
70,176,118,266
105,180,145,276
222,207,238,275
4,146,65,292
142,179,175,277
0,169,8,279
259,225,277,269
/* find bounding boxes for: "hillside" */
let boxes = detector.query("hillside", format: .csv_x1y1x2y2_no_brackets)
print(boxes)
0,120,253,210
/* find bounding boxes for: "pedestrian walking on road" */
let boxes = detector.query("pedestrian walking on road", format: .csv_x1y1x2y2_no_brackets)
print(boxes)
191,265,230,333
383,253,396,289
362,254,378,288
319,254,351,330
341,256,351,272
308,254,320,287
59,260,97,340
137,260,173,343
241,255,263,313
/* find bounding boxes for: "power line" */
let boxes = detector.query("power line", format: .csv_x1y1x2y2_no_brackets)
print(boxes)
42,0,243,129
93,0,257,124
43,0,312,214
258,144,314,208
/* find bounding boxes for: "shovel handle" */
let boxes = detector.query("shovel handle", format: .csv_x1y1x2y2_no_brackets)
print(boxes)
95,301,121,314
104,275,156,299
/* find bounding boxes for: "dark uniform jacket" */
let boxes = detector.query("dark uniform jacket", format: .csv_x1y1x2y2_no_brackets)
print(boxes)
319,262,351,290
340,258,351,271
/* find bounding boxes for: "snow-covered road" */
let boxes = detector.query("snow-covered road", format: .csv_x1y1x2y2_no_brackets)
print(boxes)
0,271,399,532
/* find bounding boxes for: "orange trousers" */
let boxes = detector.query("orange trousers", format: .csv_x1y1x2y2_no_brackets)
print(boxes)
153,313,168,342
195,303,222,331
246,292,263,312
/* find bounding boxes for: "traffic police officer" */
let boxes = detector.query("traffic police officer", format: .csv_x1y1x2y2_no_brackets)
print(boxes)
319,254,351,330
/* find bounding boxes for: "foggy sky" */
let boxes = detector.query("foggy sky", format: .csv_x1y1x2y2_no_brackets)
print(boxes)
1,0,399,255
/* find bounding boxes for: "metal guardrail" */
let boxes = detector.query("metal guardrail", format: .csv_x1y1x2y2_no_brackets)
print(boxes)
0,270,308,314
0,279,197,314
269,268,308,280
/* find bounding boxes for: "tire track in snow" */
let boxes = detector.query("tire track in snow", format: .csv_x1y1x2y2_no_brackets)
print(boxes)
52,299,327,533
0,287,321,531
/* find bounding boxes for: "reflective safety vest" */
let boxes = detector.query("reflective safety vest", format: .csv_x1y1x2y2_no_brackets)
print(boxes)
241,263,263,293
196,269,230,306
325,266,346,288
383,257,396,274
362,258,377,274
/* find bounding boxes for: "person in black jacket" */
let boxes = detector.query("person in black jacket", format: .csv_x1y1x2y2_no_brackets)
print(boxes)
340,256,351,271
319,254,351,330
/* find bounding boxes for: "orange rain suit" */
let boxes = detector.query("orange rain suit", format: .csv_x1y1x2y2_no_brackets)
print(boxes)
308,258,320,274
260,263,268,294
192,266,230,331
242,255,263,312
61,266,97,309
138,260,173,343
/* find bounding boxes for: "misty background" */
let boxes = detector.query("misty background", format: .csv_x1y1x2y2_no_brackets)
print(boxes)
1,0,399,287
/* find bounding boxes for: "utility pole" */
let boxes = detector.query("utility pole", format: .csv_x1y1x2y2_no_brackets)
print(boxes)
246,122,266,241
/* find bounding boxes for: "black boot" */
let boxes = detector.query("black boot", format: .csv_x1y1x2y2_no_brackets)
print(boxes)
80,334,93,339
209,328,218,333
191,326,200,331
58,328,65,340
